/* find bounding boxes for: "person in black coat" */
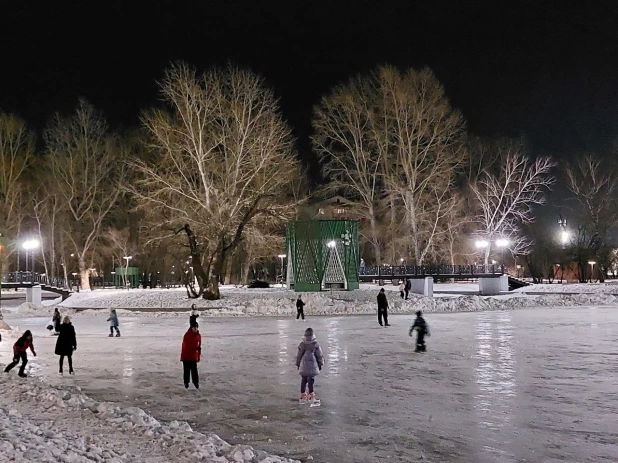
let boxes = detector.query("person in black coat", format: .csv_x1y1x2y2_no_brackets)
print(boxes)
409,310,430,352
52,308,62,335
377,288,390,326
55,316,77,375
189,303,199,327
296,296,305,320
404,278,412,300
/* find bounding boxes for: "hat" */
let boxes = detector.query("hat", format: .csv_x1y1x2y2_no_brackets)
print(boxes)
416,310,423,316
304,327,314,337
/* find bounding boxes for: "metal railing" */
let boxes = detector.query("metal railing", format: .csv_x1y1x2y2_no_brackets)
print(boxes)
359,264,504,277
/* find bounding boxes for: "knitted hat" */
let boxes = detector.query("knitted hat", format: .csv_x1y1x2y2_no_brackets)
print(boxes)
304,327,314,337
416,310,423,316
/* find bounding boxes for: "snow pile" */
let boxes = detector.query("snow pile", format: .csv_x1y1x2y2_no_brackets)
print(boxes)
29,284,618,319
0,374,299,463
515,282,618,294
16,302,52,315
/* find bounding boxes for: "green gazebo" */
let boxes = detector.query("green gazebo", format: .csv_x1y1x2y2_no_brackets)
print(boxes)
285,220,359,292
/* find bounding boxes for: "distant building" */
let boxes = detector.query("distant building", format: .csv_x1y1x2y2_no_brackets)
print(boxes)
311,196,361,220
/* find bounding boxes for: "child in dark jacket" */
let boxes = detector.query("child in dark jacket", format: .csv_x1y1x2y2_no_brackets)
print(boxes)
295,327,324,404
409,310,430,352
107,309,120,337
4,330,36,377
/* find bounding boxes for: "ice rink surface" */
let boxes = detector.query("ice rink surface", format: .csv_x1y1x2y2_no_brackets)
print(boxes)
4,307,618,462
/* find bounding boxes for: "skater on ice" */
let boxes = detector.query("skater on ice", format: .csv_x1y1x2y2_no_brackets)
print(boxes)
296,295,305,320
295,327,324,404
377,288,390,326
409,310,430,353
52,307,62,335
404,277,411,300
189,303,199,326
398,280,405,299
55,316,77,375
4,330,36,377
180,322,201,389
107,309,121,337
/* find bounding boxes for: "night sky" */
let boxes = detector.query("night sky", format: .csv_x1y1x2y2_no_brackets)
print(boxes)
3,0,618,181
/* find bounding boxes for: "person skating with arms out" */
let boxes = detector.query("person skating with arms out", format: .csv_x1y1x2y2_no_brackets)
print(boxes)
107,309,121,337
295,327,324,404
181,322,202,389
4,330,36,377
409,310,430,353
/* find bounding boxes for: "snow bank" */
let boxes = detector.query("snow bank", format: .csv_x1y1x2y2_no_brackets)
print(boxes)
0,374,299,463
515,282,618,294
38,287,618,319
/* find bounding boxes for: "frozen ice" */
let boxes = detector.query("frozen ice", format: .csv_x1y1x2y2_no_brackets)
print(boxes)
3,301,618,462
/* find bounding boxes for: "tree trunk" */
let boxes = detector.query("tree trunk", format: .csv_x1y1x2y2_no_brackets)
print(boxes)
369,209,381,265
79,257,90,290
407,195,420,265
223,255,233,285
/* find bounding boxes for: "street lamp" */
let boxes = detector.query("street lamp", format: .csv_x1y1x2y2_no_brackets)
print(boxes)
277,254,286,286
22,239,40,281
560,230,570,245
588,260,596,283
475,240,489,249
496,239,509,269
327,241,336,248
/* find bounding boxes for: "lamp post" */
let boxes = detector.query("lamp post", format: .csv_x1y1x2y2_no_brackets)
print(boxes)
588,260,596,283
496,239,510,271
22,239,40,282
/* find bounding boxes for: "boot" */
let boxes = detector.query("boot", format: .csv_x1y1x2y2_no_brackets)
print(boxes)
18,372,27,378
308,392,318,403
299,393,308,404
115,332,121,337
108,333,113,337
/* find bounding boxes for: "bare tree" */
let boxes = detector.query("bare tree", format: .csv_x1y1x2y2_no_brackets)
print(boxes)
131,63,303,299
44,100,126,290
0,113,35,267
566,154,618,281
470,140,555,265
313,75,385,264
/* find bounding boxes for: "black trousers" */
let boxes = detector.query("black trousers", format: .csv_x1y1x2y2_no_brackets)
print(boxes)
300,375,315,394
59,354,73,373
5,352,27,375
296,308,305,320
405,289,410,300
415,332,426,352
378,308,388,326
183,361,199,387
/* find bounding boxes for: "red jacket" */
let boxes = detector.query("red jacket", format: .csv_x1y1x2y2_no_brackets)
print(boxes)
180,329,202,362
14,339,35,356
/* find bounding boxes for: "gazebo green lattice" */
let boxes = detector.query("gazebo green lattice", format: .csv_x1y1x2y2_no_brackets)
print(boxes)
285,220,359,292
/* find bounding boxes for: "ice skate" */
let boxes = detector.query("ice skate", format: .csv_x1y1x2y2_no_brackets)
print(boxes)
69,370,75,375
58,371,63,376
18,373,27,378
115,333,121,337
108,333,113,337
299,393,308,404
308,393,321,407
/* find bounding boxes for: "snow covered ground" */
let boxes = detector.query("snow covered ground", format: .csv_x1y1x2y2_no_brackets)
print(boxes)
3,308,618,462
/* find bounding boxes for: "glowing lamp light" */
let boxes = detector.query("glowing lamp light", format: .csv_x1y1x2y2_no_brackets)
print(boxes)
327,241,336,248
22,239,40,250
475,240,489,249
496,239,510,247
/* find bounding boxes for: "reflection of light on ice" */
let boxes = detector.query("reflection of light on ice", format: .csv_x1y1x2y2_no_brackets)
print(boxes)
123,347,133,384
277,319,289,374
327,319,340,375
474,312,516,461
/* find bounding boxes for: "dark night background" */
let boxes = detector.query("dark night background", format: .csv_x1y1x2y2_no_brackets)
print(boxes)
2,0,618,188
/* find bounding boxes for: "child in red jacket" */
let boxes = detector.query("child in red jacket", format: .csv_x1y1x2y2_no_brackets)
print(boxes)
180,323,202,389
4,330,36,377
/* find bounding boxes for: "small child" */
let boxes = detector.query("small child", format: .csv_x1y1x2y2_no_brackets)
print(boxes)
107,309,121,337
296,296,305,320
409,310,430,353
4,330,36,377
295,327,324,404
189,303,200,327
